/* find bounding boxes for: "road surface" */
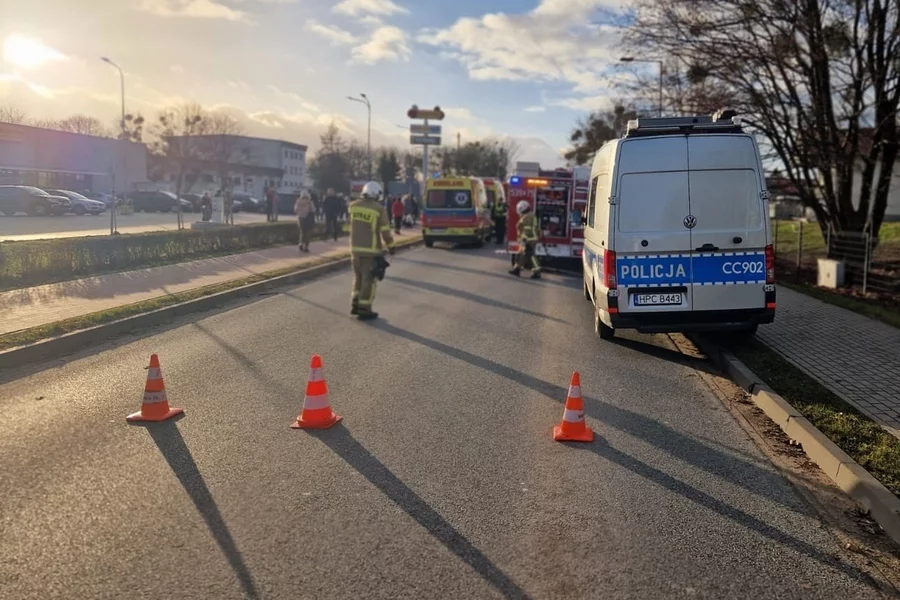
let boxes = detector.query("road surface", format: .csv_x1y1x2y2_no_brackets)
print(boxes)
0,211,272,241
0,247,883,599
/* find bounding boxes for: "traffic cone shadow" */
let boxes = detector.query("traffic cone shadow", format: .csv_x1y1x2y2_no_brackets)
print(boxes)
291,354,342,430
127,354,184,423
553,371,594,443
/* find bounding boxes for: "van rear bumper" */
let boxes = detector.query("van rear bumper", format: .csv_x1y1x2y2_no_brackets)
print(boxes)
606,307,775,334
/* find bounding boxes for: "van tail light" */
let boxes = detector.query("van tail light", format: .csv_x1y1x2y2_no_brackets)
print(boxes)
765,244,775,284
603,250,617,288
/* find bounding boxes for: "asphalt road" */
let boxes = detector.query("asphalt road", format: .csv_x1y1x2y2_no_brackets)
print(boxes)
0,211,272,241
0,247,884,599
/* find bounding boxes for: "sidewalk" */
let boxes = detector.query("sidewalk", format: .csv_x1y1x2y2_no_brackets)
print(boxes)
0,227,420,336
757,287,900,437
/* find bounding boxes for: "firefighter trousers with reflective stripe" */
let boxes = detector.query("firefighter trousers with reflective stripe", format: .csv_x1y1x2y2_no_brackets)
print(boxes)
518,241,541,272
352,255,378,308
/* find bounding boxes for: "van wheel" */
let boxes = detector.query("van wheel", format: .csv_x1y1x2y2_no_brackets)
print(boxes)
594,309,615,340
734,324,758,338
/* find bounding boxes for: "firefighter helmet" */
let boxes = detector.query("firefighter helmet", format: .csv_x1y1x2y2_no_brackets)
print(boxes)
516,200,531,216
361,181,383,200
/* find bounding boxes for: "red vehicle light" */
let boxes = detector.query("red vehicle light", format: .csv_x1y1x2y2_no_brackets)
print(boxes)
603,250,617,288
765,244,775,284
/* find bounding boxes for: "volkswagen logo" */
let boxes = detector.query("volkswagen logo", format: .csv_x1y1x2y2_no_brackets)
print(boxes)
683,215,697,229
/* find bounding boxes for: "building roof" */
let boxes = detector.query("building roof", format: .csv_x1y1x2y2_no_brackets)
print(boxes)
168,133,308,152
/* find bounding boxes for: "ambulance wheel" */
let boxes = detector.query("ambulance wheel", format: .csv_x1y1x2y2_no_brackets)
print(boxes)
584,280,592,302
424,238,434,248
594,309,615,340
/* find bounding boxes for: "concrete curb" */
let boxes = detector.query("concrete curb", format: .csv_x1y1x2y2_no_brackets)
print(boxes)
0,239,423,371
692,334,900,546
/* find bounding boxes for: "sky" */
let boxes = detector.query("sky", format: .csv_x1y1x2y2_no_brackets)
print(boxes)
0,0,640,168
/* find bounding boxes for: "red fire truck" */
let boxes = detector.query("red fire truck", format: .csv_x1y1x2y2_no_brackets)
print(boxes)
505,165,590,270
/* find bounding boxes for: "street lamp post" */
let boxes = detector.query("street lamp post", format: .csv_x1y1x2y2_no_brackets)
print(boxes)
620,57,663,117
101,56,125,235
347,93,372,180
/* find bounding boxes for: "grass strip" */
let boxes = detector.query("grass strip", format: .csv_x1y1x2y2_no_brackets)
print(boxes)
725,336,900,498
779,282,900,330
0,237,420,352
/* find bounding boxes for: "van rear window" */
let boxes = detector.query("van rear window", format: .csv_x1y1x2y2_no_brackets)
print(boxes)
618,172,690,233
427,189,472,209
688,170,763,230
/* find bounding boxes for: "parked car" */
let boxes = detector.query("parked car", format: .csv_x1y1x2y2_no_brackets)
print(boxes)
0,185,71,216
46,189,107,215
82,191,117,207
181,193,205,212
127,190,193,213
232,192,263,213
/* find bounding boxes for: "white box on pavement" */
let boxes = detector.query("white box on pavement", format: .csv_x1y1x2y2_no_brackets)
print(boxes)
817,258,845,288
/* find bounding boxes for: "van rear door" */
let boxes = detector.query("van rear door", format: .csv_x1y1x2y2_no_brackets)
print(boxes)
687,135,767,311
614,137,694,315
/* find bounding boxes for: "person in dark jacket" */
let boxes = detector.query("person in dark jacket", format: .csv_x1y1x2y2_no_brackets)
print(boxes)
322,188,343,241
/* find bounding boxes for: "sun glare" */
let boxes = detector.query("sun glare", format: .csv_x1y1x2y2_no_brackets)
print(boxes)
2,35,67,70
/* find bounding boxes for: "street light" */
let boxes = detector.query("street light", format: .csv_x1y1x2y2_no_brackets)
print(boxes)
620,56,663,117
347,93,371,180
101,56,125,235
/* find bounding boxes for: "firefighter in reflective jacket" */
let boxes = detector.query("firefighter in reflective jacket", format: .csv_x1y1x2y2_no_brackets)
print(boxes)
509,200,541,279
350,181,395,320
491,195,507,244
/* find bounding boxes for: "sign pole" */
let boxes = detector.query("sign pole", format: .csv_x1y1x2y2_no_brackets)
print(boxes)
422,118,429,186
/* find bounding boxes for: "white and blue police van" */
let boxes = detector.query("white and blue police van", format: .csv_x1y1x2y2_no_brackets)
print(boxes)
582,110,776,340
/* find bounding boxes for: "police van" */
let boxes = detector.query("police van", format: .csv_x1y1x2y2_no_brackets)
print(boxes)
582,110,776,340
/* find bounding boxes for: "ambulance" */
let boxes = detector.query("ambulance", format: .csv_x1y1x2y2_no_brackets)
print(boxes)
582,111,776,340
422,176,493,247
505,164,586,270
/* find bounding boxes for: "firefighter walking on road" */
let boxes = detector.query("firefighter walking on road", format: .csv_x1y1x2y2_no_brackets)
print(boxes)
492,195,507,244
350,181,395,320
509,200,541,279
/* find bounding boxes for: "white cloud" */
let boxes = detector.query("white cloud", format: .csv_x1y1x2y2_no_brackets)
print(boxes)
419,0,624,94
333,0,408,17
267,84,321,112
443,107,477,121
524,106,546,113
551,94,616,111
351,26,411,65
139,0,247,21
2,36,69,70
306,20,357,45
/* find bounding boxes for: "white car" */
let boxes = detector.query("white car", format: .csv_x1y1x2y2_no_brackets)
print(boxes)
47,189,107,215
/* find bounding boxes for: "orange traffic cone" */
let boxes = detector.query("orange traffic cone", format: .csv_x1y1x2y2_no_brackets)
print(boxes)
126,354,184,422
553,371,594,443
291,354,342,429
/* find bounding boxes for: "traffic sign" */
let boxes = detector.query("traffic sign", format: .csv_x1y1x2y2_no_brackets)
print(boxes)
407,105,445,120
410,135,441,146
410,124,441,136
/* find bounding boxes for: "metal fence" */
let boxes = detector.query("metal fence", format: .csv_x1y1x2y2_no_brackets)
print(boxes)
772,219,900,297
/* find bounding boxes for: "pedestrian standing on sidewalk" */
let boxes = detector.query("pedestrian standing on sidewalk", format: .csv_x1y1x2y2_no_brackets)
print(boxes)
294,191,314,253
391,196,404,234
323,188,342,241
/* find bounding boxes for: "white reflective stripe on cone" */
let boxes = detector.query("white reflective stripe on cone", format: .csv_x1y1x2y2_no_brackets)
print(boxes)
147,368,162,380
308,368,324,382
303,393,330,411
143,391,168,404
563,408,584,423
568,385,581,398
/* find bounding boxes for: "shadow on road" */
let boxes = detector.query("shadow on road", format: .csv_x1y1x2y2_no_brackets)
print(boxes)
569,439,874,586
140,417,260,600
390,276,571,325
610,335,724,377
312,425,532,600
399,257,577,289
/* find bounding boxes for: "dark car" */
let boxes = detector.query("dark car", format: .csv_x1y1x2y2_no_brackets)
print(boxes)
0,185,71,216
181,193,205,212
46,189,107,215
128,190,193,213
232,192,263,213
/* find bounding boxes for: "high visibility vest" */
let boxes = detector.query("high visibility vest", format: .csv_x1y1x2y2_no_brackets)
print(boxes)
518,213,538,242
493,200,507,218
349,199,393,255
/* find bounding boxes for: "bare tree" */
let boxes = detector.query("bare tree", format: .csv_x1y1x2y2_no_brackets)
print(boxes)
627,0,900,243
0,105,27,125
151,102,207,229
118,113,146,142
56,114,108,136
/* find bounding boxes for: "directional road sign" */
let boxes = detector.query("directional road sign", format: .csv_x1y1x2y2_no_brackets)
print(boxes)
410,135,441,146
410,124,441,136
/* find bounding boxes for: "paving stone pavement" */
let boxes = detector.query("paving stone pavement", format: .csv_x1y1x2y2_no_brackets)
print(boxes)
757,286,900,437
